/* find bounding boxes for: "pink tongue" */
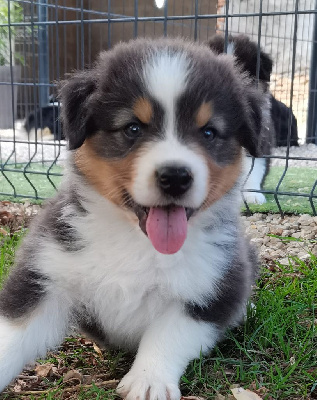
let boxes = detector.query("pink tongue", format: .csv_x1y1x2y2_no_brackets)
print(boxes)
146,206,187,255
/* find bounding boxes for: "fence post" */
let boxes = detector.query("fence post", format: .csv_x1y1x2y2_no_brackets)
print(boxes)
38,0,49,107
306,1,317,144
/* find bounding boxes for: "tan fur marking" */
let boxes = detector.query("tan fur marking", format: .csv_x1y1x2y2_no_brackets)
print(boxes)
195,102,213,128
133,97,153,124
75,139,136,207
202,150,242,209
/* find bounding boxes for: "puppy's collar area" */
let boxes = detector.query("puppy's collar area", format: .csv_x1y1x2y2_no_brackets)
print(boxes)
124,192,195,255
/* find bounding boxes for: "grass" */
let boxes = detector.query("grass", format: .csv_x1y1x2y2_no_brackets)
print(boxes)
242,166,317,215
0,230,316,399
0,164,316,214
0,229,23,288
181,250,317,399
0,163,62,201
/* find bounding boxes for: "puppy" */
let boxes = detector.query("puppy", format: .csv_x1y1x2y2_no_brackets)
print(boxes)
271,96,299,147
0,38,261,399
24,103,64,141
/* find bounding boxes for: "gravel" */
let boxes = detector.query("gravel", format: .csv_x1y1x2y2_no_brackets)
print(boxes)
1,200,316,264
0,122,67,165
271,143,317,168
242,213,317,264
0,140,67,165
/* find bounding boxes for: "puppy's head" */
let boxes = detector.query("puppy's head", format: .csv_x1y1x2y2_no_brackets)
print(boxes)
208,34,273,85
60,38,264,255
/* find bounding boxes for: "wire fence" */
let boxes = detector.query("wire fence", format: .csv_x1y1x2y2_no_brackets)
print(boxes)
0,0,316,215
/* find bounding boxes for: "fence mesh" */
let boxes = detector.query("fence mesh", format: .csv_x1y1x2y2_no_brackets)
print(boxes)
0,0,316,214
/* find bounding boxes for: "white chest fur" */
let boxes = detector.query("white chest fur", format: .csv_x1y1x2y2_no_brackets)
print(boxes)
38,185,238,349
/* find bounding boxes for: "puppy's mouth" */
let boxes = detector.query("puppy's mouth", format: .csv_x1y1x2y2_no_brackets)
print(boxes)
124,193,195,255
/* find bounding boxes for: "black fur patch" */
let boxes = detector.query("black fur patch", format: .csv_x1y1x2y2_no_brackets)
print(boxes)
0,268,48,319
39,193,86,252
78,315,108,345
24,104,64,140
59,71,97,150
208,34,273,84
271,97,299,147
186,240,258,327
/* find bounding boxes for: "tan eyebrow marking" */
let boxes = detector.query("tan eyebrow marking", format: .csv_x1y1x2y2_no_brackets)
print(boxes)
195,101,213,128
132,97,153,124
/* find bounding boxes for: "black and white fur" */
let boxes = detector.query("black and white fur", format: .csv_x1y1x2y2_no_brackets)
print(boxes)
208,34,274,205
0,38,260,399
24,102,64,141
208,34,299,204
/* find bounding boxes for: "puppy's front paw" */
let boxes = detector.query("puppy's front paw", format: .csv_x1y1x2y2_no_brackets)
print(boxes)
117,369,181,400
243,192,266,204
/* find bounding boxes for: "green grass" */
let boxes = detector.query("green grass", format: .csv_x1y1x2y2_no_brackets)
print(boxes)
0,163,62,201
0,231,316,399
242,166,317,215
181,250,317,399
0,229,24,288
0,163,316,214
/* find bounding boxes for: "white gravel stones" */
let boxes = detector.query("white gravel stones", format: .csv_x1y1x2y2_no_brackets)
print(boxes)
271,144,317,168
0,122,67,165
242,213,317,264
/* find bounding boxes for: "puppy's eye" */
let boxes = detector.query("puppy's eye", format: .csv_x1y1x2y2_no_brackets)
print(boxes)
202,126,216,140
124,123,141,139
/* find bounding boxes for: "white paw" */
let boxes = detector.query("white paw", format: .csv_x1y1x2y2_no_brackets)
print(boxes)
117,369,181,400
243,192,266,204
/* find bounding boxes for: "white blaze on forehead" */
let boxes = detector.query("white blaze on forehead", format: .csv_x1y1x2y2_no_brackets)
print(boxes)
143,50,190,139
144,51,190,108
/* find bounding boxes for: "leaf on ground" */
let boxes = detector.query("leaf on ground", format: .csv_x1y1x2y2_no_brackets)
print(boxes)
93,342,104,358
231,387,263,400
214,393,226,400
0,227,8,235
63,369,83,383
0,210,14,223
181,396,206,400
35,363,54,377
13,379,27,393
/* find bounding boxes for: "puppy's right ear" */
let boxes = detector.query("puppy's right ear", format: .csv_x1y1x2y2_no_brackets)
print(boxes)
59,71,97,150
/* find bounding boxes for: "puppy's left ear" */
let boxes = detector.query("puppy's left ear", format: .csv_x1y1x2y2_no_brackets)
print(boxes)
59,71,97,150
237,88,263,157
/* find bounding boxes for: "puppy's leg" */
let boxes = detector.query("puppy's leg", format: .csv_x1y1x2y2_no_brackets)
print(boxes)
117,304,218,400
0,267,70,392
242,156,267,204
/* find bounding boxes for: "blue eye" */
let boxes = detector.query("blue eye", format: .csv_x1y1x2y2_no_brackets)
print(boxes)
203,126,216,140
124,123,141,139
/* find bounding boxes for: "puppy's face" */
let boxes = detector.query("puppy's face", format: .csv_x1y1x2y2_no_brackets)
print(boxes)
60,39,263,254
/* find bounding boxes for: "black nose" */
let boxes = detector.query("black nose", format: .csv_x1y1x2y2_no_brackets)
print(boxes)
156,166,193,197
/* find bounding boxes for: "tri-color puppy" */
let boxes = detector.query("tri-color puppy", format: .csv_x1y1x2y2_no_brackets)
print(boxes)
0,38,261,399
